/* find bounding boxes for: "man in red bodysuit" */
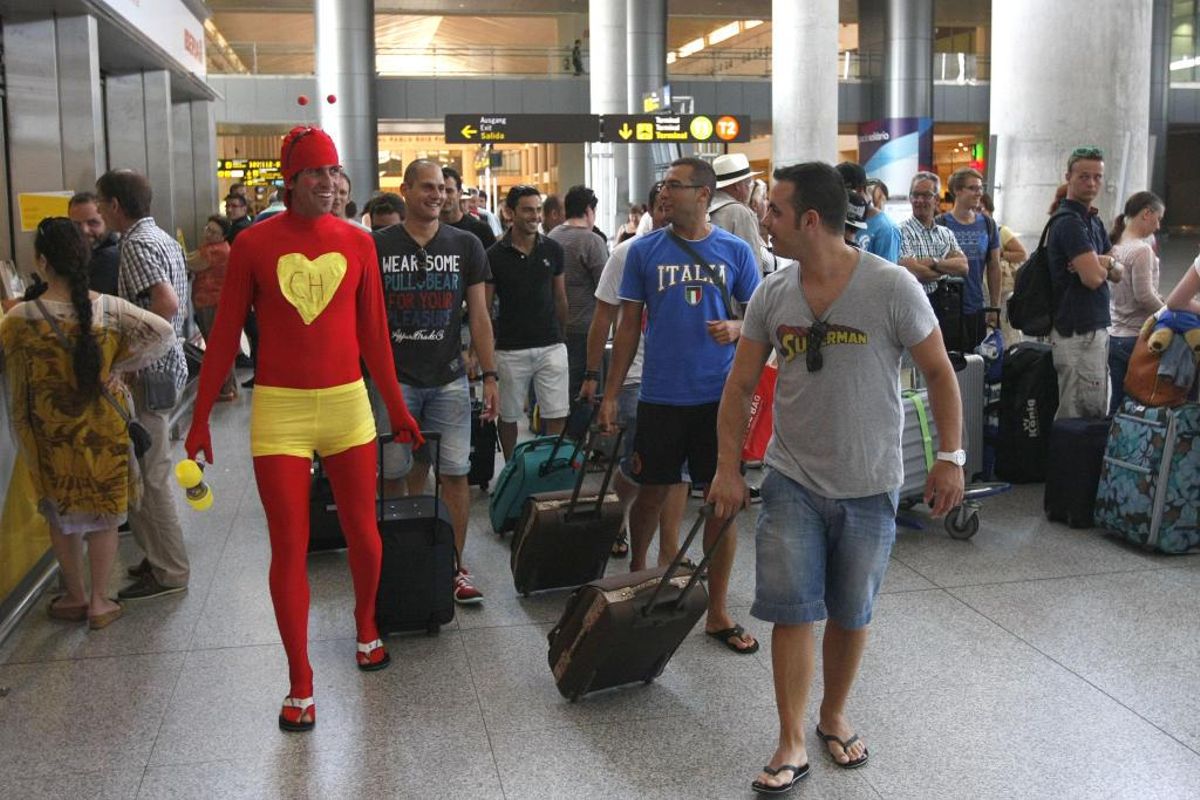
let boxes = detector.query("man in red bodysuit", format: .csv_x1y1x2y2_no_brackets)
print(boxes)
186,126,422,732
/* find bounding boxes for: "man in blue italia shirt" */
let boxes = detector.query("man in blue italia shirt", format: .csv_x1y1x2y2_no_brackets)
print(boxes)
599,156,761,655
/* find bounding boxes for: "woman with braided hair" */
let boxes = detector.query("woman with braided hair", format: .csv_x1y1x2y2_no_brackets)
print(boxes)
0,218,175,629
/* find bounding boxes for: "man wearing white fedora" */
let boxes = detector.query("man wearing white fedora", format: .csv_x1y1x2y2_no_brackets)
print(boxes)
710,153,768,274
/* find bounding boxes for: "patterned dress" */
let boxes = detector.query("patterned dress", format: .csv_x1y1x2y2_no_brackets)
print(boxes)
0,295,174,533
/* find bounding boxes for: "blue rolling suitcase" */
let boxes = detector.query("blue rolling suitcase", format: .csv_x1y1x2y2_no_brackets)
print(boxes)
489,403,595,534
1094,401,1200,553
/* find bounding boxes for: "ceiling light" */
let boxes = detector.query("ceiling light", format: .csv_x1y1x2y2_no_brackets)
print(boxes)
744,20,764,29
708,21,741,46
677,36,705,58
667,52,677,64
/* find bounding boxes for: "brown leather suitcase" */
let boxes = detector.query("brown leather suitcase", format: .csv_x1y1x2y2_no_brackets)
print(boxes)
546,506,732,701
510,428,625,596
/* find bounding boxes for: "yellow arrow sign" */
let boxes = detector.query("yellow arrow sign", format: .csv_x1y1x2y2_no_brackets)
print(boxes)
460,124,478,139
618,123,633,140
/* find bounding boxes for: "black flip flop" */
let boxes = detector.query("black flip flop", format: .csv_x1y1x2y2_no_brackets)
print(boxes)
815,725,869,768
751,763,809,795
611,534,628,558
705,624,760,655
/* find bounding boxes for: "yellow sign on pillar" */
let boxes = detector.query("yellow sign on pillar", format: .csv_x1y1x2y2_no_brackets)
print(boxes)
17,192,73,233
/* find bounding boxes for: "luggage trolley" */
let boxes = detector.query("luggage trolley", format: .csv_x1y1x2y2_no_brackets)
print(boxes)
899,350,1011,539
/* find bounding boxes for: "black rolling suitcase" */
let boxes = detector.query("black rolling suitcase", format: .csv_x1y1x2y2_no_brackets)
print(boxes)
510,427,625,596
995,342,1059,483
546,505,732,701
307,458,347,553
376,432,456,636
469,399,498,489
1043,418,1111,528
929,276,966,353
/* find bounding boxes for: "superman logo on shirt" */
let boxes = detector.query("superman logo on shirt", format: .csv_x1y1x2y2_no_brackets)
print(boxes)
776,323,868,363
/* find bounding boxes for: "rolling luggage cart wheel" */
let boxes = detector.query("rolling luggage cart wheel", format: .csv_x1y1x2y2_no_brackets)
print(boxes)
944,502,981,540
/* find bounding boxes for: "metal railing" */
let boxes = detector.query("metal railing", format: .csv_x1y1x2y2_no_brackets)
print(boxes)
209,42,990,83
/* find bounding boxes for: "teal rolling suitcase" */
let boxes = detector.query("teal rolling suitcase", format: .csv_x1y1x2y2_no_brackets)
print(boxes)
1094,401,1200,553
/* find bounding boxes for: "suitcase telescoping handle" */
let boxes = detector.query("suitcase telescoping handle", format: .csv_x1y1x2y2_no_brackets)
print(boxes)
640,503,735,617
542,396,601,476
563,424,626,523
377,430,442,520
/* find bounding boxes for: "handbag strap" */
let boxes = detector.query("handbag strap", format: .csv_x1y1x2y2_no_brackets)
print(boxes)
667,230,739,320
33,297,132,426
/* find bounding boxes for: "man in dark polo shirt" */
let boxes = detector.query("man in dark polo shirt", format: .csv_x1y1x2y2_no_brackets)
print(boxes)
486,185,570,458
441,167,496,249
1047,146,1125,419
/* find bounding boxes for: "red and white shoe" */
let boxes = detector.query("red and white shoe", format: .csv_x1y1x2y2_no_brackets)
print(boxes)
356,638,391,672
453,568,484,605
278,696,315,732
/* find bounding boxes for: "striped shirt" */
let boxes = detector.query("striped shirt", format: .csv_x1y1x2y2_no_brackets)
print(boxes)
117,217,188,390
900,216,960,295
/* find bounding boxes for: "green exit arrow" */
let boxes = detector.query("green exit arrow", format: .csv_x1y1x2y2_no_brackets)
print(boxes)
460,124,478,139
618,123,633,140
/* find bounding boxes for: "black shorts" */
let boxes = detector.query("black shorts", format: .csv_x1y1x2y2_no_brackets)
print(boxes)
630,401,719,486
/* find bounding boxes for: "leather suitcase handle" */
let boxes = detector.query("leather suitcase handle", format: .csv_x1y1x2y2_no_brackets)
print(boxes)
641,504,735,616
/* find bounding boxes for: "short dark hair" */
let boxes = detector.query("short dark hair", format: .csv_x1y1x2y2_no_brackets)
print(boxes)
69,191,99,209
442,166,463,192
771,162,848,235
364,192,406,219
564,185,598,218
647,181,663,210
506,184,542,211
207,214,232,237
224,194,247,207
542,194,563,215
835,161,868,191
670,157,717,195
403,159,441,186
96,170,152,219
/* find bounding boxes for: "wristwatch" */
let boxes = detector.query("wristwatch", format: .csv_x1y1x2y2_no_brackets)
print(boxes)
582,369,601,381
481,370,499,382
936,449,967,466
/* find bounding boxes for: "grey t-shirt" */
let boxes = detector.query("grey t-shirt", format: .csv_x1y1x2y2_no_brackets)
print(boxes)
594,236,644,385
741,251,938,498
548,223,608,335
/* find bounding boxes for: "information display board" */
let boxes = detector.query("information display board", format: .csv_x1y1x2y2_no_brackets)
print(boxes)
216,158,282,186
600,114,750,143
445,114,601,144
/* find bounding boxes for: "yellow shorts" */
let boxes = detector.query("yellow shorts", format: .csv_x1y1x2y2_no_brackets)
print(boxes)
250,379,376,459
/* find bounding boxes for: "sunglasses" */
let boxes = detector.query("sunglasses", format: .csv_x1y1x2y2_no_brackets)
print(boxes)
37,216,71,236
1070,146,1104,160
807,319,828,373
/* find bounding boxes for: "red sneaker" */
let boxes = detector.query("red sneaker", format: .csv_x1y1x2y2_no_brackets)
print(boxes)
278,696,315,732
453,568,483,605
356,638,391,672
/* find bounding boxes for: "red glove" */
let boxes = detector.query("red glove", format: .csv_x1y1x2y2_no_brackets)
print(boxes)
387,400,425,448
185,422,214,465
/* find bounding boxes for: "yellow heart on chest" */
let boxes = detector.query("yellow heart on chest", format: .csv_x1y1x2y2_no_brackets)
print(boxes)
276,252,348,325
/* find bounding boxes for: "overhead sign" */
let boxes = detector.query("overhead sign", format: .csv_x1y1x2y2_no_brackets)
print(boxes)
642,85,672,112
601,114,750,143
94,0,206,78
445,114,601,144
216,158,283,186
444,113,750,144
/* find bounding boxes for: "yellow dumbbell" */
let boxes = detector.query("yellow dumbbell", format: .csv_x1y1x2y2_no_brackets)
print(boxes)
174,459,213,511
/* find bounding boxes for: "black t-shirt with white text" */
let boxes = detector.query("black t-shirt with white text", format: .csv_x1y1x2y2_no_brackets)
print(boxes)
373,223,491,387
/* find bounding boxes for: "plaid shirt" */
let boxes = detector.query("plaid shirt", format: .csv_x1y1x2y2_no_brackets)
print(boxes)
900,216,960,295
117,217,188,390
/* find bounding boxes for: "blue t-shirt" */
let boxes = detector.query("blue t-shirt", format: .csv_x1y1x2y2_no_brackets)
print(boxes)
1046,199,1111,335
936,212,999,314
853,212,901,263
619,226,760,405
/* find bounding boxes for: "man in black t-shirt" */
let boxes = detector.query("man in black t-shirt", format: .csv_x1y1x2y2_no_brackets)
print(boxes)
486,185,570,458
440,166,496,249
375,159,500,605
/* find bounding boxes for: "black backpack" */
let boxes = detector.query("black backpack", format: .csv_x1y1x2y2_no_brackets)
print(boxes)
1007,209,1074,337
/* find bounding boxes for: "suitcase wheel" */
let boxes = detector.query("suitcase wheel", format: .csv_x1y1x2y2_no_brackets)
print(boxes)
426,623,441,636
945,504,980,540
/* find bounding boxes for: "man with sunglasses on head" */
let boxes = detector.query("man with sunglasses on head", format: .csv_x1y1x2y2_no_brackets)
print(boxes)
375,159,499,605
708,162,964,794
598,157,761,657
1046,146,1124,419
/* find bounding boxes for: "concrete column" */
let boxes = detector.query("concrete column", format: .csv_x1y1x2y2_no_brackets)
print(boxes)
626,0,665,204
172,104,197,249
317,0,378,201
857,0,887,115
104,74,148,173
142,71,176,235
1149,0,1170,200
772,0,839,166
4,17,63,268
190,101,218,226
55,15,105,194
884,0,932,119
990,0,1152,236
588,0,627,232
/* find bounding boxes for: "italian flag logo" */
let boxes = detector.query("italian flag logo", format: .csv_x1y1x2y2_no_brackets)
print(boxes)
684,285,703,306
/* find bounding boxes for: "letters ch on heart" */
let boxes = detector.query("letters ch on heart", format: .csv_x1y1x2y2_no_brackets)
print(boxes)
276,252,348,324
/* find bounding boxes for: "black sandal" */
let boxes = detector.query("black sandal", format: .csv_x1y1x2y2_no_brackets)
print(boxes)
705,624,759,654
611,534,628,558
751,763,809,794
815,725,869,768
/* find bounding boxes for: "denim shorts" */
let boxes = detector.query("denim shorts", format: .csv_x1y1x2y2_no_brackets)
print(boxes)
615,383,639,477
376,375,472,478
750,469,898,629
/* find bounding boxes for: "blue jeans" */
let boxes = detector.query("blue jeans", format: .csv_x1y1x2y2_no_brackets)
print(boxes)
1108,335,1137,415
751,469,898,629
378,376,472,478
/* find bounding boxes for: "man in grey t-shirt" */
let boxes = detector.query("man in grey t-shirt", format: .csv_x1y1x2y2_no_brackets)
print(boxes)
709,162,964,793
548,184,608,399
